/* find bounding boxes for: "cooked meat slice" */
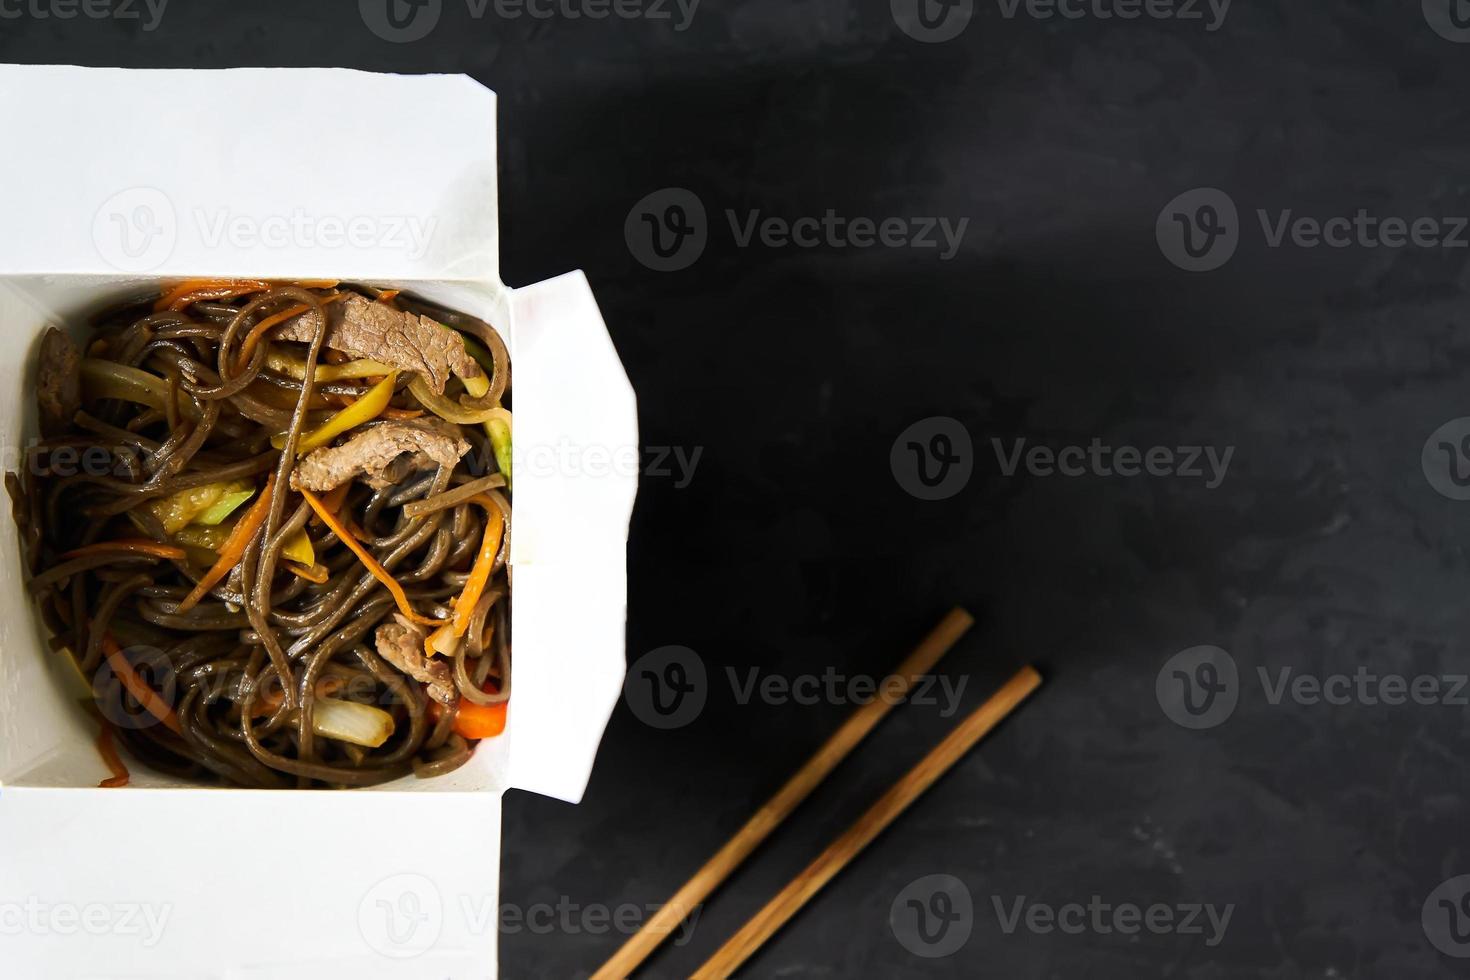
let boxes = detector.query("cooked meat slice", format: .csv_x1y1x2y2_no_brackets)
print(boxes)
37,327,80,437
375,620,458,705
290,419,469,491
272,293,483,395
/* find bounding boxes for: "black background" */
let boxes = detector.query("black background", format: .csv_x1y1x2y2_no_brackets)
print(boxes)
10,1,1470,977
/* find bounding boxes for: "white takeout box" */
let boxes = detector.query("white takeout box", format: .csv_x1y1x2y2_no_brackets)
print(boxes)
0,66,636,978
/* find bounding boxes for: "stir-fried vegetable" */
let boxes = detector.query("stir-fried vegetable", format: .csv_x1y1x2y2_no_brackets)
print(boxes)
282,527,315,566
96,722,130,788
194,488,256,526
145,478,256,533
265,349,396,383
312,697,396,748
177,473,276,614
233,293,345,372
424,493,505,658
485,410,512,490
299,488,440,627
453,701,508,740
79,357,171,412
407,374,505,424
156,278,272,312
272,371,398,454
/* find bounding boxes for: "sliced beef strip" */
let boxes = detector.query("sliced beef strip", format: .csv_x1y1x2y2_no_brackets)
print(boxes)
290,419,469,491
375,620,458,705
272,293,483,395
37,327,81,438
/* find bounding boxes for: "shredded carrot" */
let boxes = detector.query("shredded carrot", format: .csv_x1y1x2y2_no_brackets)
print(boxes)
283,559,329,584
233,292,344,373
310,483,352,527
100,633,183,736
156,278,272,313
450,495,505,638
96,722,130,788
176,473,276,614
453,700,508,740
62,538,185,561
299,488,440,627
380,406,425,421
293,279,341,290
376,289,401,308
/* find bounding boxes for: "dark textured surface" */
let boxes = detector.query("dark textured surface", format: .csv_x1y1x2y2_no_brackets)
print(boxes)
10,1,1470,976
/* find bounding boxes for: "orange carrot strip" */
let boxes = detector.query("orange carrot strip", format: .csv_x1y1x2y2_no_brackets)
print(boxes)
62,538,185,561
453,701,507,740
100,633,183,737
308,483,352,528
156,278,272,312
450,495,505,638
232,292,345,373
96,722,130,788
176,473,276,614
299,488,439,627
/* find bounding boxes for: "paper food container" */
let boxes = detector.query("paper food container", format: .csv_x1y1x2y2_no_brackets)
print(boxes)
0,65,636,977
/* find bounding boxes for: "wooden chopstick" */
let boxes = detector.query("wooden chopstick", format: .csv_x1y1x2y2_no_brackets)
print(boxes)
690,665,1043,979
591,607,975,980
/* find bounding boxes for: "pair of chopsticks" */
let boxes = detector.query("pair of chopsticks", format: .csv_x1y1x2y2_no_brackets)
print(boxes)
593,607,1043,979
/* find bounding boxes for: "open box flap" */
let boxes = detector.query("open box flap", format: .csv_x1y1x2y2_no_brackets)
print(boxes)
0,64,499,283
507,271,636,802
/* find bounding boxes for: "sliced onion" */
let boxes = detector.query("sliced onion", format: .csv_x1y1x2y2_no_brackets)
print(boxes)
80,358,169,411
312,698,395,748
407,375,506,424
